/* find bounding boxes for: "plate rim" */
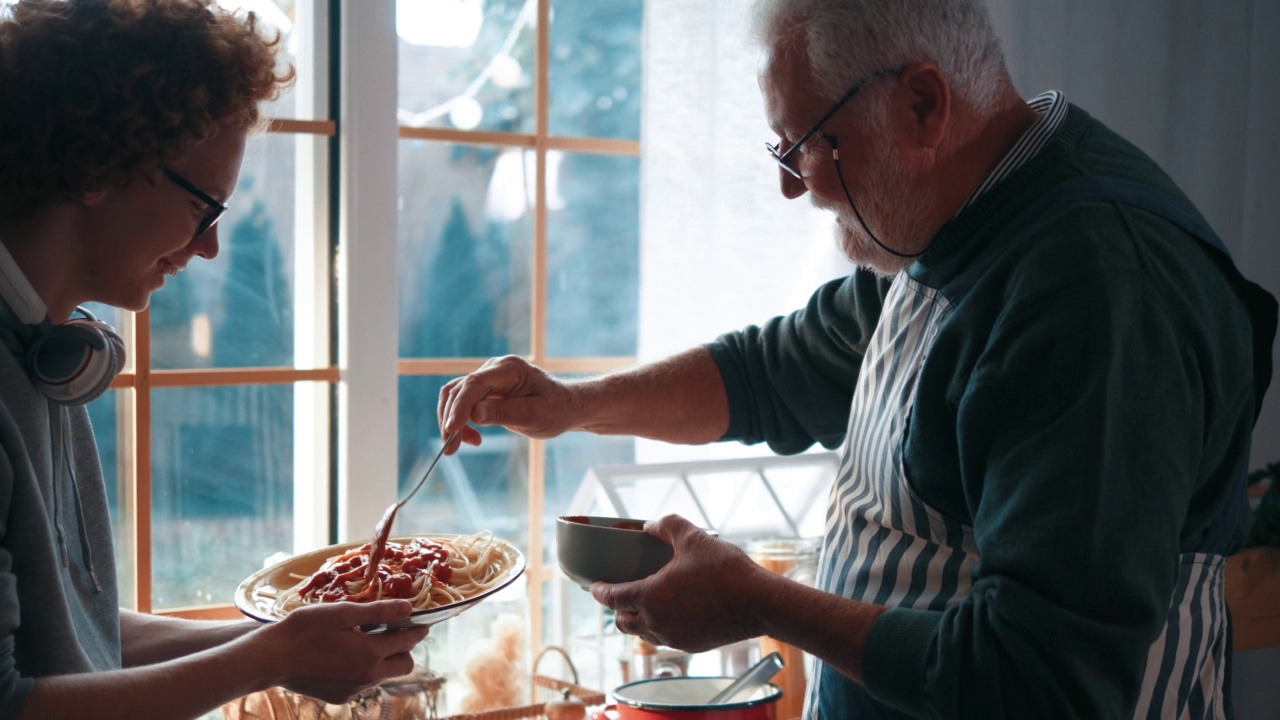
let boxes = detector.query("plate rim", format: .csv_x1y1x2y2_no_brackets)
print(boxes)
234,532,527,624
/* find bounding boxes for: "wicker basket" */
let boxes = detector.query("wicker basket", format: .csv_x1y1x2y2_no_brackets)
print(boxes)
435,645,605,720
220,669,442,720
222,645,602,720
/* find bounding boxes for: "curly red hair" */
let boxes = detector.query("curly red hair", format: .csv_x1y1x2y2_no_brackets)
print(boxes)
0,0,294,226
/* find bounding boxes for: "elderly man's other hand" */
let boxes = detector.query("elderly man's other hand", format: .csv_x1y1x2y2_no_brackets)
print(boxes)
591,514,770,653
437,356,577,454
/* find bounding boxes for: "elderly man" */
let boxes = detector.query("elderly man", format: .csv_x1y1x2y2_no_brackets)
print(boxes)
439,0,1277,717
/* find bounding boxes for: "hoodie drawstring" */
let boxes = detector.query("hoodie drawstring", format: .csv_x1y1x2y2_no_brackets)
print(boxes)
51,405,102,593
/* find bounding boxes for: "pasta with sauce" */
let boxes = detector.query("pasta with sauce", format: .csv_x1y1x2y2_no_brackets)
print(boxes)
272,532,518,614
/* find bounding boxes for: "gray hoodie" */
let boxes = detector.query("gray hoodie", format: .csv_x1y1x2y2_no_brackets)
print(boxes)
0,318,121,718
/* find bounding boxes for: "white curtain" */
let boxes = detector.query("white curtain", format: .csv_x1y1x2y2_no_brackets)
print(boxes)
638,0,1280,469
637,0,853,463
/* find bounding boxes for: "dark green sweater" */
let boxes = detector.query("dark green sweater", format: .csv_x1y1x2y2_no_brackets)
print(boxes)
707,105,1275,718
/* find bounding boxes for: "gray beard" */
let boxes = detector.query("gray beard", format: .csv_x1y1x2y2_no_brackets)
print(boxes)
816,145,936,276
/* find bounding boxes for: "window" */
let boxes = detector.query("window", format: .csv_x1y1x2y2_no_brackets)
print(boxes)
393,0,643,678
85,0,646,682
89,0,333,616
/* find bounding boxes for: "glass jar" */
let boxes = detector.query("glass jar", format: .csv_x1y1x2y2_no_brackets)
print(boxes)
747,538,819,586
747,538,820,720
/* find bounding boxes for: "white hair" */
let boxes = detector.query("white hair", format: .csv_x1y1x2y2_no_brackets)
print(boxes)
750,0,1010,113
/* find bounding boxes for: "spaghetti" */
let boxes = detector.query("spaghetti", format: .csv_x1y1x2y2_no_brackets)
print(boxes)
272,532,518,614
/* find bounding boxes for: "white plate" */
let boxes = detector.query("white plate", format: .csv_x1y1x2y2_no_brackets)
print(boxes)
234,533,526,632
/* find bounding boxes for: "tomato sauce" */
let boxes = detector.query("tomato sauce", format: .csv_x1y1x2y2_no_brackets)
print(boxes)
299,538,452,603
560,515,647,531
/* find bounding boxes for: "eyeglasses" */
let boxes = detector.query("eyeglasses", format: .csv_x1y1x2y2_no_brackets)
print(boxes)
766,66,906,179
162,166,228,239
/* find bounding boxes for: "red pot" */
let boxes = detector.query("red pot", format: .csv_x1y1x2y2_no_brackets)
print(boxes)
594,676,782,720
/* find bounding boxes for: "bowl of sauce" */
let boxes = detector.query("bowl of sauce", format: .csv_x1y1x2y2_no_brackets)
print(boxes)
556,515,673,589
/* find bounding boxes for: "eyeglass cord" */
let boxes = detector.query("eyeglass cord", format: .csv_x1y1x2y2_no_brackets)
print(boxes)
831,141,928,259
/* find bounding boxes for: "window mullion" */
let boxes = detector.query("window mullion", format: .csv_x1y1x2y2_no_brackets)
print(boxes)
527,0,553,655
131,308,152,613
291,0,333,554
336,0,400,543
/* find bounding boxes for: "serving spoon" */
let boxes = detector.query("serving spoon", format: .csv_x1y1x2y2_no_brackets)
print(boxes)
363,388,492,587
707,651,784,705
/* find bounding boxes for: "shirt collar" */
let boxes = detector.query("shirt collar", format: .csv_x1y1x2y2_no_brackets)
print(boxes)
959,90,1068,211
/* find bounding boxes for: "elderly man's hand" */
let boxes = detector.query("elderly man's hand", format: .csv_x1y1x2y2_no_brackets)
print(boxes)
437,355,577,453
590,514,770,653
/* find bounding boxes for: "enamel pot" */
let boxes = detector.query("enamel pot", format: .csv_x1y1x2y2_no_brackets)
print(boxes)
594,677,782,720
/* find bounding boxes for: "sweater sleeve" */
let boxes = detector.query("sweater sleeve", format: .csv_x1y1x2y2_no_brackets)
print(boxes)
703,268,891,454
862,264,1253,718
0,445,36,718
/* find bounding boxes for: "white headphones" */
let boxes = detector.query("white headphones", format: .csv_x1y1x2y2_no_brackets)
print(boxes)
0,242,125,406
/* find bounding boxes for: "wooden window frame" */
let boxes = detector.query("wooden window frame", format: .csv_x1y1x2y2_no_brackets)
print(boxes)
112,2,643,651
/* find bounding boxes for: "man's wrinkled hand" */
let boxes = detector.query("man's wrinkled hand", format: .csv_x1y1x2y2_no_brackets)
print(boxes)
591,514,768,653
437,355,577,453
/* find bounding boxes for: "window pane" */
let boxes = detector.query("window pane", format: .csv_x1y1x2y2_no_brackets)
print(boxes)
81,302,125,338
398,141,532,358
151,133,297,369
551,579,627,699
85,387,135,609
417,573,530,716
397,0,535,134
81,300,129,374
542,413,635,696
546,152,640,356
548,0,643,140
397,376,529,548
543,432,635,564
150,384,297,609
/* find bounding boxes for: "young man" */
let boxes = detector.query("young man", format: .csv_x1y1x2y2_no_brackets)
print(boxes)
0,2,428,717
438,0,1277,717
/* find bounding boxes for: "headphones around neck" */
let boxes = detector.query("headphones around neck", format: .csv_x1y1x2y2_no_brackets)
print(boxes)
0,244,126,406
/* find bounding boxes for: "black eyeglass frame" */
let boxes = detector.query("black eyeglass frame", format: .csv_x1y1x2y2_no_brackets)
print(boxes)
162,166,228,239
766,65,907,179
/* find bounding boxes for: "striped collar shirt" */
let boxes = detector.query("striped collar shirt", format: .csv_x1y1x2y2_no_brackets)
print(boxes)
959,90,1067,211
